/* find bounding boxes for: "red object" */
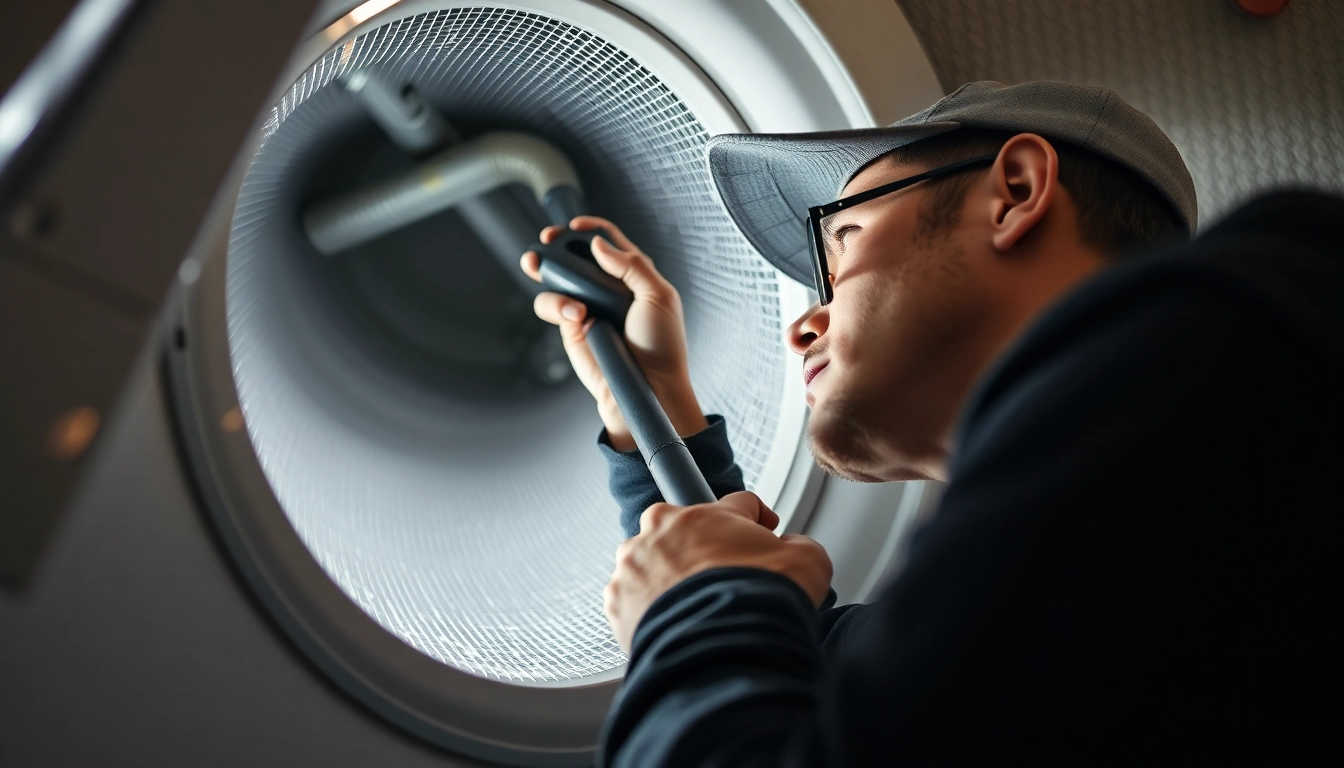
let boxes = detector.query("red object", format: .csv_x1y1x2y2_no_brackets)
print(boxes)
1237,0,1290,17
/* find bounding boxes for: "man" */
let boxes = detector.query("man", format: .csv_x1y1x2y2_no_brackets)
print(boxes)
521,81,1341,764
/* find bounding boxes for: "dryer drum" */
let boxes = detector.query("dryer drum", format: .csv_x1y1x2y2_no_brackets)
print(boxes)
215,5,803,686
166,1,944,762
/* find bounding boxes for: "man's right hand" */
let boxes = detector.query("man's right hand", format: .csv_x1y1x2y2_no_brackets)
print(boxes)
521,216,707,452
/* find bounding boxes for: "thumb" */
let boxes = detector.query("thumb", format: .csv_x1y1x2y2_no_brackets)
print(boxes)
591,236,669,300
717,491,778,529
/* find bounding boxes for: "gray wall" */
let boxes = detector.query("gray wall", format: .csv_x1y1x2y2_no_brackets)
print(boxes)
0,347,482,767
898,0,1344,226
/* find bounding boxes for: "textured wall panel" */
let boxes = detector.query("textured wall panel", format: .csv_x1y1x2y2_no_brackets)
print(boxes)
897,0,1344,227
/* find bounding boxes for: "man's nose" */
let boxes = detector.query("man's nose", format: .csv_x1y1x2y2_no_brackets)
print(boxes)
786,302,828,356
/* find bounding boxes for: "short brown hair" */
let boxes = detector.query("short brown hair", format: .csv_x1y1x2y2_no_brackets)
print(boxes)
882,129,1183,257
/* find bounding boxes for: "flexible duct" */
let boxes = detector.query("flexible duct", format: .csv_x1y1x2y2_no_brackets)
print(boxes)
304,130,582,254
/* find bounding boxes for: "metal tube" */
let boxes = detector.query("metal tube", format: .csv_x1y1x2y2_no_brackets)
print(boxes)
336,72,563,383
338,72,544,294
304,131,580,255
340,69,460,153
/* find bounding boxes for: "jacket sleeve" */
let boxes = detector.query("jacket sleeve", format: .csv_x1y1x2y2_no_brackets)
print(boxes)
597,413,745,539
597,413,840,612
596,191,1344,767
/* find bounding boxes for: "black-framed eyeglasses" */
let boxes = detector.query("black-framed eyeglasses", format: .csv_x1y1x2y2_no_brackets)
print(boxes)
805,154,998,305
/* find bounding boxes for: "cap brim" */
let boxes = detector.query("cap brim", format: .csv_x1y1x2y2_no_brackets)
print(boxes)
707,122,963,288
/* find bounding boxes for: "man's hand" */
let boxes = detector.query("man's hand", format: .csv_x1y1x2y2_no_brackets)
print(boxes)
604,491,833,654
521,216,706,451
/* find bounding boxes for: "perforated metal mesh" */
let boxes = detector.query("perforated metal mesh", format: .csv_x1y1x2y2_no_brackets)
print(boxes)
225,9,789,682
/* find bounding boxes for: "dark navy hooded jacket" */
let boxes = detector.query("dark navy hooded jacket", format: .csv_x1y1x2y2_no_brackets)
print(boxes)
594,191,1343,766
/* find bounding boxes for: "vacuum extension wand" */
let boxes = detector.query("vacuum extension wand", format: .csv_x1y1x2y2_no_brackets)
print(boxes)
531,227,716,507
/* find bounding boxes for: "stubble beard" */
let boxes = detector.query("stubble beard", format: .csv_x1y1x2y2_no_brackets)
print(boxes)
807,397,890,483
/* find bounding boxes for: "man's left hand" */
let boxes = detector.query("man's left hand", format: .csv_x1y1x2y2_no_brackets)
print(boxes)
604,491,833,654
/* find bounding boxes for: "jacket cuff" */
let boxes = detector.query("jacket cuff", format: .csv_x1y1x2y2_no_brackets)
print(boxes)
597,414,746,538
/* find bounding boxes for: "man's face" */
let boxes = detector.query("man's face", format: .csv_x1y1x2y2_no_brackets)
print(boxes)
787,159,990,482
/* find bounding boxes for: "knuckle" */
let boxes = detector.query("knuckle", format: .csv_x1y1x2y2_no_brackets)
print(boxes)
641,502,674,529
801,536,827,557
674,504,707,527
786,534,831,560
808,542,834,575
560,324,586,347
630,253,656,273
556,332,581,355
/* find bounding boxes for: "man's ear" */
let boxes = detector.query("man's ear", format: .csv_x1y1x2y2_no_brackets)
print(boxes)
987,133,1058,252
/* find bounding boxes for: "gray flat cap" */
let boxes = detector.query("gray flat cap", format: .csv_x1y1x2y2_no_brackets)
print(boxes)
707,80,1197,288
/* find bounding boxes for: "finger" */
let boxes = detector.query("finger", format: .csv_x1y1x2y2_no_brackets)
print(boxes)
781,535,834,580
716,492,770,525
532,294,605,397
639,502,676,534
539,225,566,245
602,580,620,624
590,236,674,301
568,216,637,252
717,490,780,530
758,504,781,532
519,251,541,282
613,538,635,567
533,291,587,326
780,534,826,554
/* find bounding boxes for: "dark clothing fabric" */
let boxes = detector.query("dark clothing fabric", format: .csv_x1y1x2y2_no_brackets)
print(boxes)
595,191,1344,766
599,415,841,612
598,414,746,540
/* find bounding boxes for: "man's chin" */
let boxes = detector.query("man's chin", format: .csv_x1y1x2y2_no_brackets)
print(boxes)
806,402,940,483
806,409,886,483
812,451,889,483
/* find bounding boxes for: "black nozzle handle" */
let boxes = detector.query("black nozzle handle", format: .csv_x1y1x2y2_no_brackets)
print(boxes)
534,229,633,326
534,232,715,507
